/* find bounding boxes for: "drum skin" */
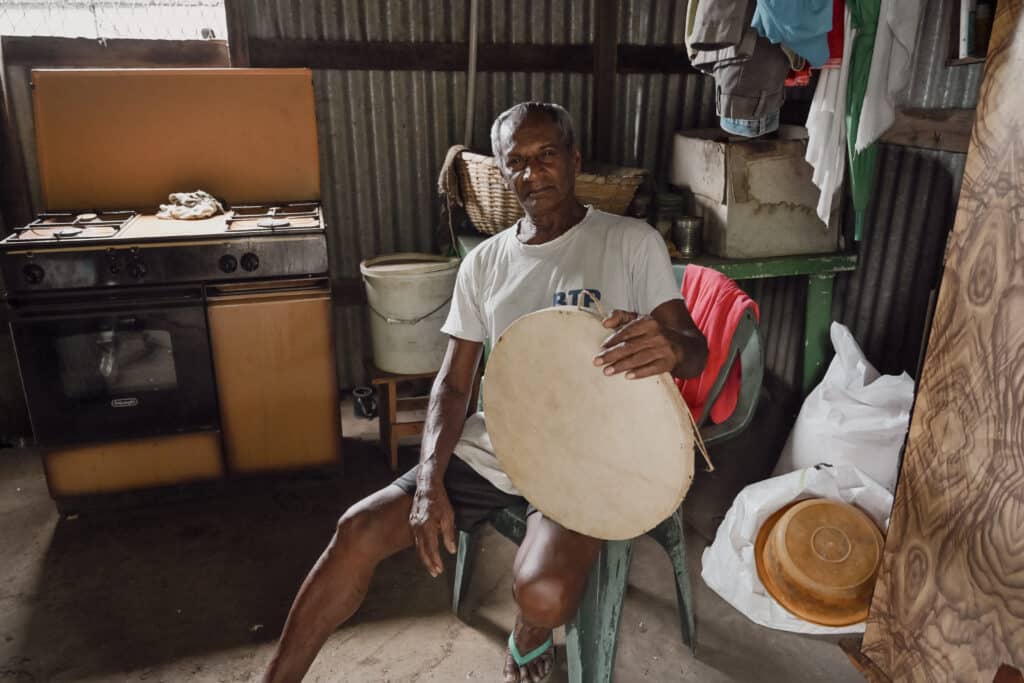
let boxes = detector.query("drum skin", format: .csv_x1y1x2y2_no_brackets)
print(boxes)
483,306,694,540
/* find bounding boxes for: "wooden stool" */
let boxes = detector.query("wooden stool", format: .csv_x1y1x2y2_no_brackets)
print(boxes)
368,363,482,471
368,364,435,472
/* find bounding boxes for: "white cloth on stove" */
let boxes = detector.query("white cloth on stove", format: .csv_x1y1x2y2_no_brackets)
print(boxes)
156,190,224,220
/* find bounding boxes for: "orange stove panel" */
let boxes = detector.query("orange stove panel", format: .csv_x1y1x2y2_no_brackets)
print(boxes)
32,68,320,210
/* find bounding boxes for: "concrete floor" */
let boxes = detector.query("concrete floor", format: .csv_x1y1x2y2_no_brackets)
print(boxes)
0,396,863,682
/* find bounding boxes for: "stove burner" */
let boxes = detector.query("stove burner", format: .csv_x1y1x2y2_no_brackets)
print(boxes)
226,202,319,232
10,210,137,242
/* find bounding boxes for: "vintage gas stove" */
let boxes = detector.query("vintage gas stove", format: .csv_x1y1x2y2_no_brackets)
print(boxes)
3,67,341,501
0,202,327,293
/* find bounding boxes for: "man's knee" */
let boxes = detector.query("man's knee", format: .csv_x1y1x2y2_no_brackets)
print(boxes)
513,570,578,628
333,506,382,557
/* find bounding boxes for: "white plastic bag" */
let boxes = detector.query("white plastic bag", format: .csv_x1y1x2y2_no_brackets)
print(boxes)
773,322,914,492
700,464,893,634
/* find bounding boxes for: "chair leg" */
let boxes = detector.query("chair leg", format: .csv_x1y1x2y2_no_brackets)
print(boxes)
565,540,633,683
648,510,696,649
452,529,475,616
385,383,399,471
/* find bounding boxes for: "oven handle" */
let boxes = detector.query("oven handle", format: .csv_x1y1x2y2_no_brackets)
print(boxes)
6,288,205,319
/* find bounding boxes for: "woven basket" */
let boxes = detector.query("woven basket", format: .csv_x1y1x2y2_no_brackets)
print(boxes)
439,145,647,236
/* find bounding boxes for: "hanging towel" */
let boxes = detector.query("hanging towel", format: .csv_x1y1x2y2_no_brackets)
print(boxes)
854,0,925,151
806,5,854,225
676,266,760,425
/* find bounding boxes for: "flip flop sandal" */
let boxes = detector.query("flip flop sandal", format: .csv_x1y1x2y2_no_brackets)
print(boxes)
507,631,555,683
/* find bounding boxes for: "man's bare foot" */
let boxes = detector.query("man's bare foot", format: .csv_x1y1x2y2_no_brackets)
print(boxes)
503,613,554,683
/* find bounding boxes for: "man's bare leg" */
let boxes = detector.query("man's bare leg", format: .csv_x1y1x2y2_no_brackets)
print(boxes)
505,513,602,683
262,485,415,683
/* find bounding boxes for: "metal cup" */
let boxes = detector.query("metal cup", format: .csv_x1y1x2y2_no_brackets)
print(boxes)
672,216,703,259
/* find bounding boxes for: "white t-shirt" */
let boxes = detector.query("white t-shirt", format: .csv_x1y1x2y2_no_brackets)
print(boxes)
441,206,682,494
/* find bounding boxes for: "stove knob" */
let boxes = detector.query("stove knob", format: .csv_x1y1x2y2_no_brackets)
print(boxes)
219,254,238,273
241,253,260,272
23,263,44,285
128,261,147,279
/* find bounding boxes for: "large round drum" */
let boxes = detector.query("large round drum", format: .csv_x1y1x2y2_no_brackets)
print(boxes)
483,306,695,540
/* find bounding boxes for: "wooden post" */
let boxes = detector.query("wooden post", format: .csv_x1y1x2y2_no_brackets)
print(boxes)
223,0,251,67
592,0,620,161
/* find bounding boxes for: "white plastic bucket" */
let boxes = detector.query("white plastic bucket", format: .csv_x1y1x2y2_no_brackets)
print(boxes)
360,253,460,374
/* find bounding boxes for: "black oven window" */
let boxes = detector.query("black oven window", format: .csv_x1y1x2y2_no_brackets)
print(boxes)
55,329,179,399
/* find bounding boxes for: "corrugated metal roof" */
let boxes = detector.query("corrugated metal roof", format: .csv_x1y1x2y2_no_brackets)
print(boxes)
245,0,593,43
619,0,688,45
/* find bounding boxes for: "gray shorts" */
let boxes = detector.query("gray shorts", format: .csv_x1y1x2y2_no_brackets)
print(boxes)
391,455,538,531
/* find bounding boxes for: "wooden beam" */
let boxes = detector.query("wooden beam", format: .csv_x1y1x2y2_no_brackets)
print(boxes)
248,39,701,75
617,45,698,74
592,0,620,160
879,107,975,154
223,0,251,67
1,36,229,68
250,39,593,72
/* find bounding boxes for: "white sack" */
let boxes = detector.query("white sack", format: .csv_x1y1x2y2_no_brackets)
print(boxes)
700,464,893,634
773,322,914,492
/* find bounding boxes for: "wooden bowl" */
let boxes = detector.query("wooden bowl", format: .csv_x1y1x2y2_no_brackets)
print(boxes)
754,498,884,627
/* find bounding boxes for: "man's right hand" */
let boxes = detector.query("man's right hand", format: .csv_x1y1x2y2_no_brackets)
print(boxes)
409,476,457,577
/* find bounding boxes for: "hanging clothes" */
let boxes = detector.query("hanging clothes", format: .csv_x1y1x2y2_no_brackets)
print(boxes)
751,0,834,67
805,4,854,225
825,0,845,67
686,0,758,75
686,0,790,139
854,0,925,151
846,0,882,241
716,33,791,137
785,65,813,87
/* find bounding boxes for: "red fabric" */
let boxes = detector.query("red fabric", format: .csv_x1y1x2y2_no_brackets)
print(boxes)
675,265,760,424
785,65,813,86
824,0,844,68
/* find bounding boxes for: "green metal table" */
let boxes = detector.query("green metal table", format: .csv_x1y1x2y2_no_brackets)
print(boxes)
456,234,857,394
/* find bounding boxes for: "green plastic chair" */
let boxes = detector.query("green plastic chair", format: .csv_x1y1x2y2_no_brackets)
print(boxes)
452,271,763,683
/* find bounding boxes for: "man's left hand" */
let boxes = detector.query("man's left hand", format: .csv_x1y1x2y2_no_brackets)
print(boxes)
593,310,680,380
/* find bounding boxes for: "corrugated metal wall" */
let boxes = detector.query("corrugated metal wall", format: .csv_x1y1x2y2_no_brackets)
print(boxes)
312,67,597,384
241,0,716,388
0,0,982,417
832,0,982,381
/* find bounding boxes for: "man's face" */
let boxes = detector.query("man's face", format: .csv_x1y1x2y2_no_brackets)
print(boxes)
497,112,581,215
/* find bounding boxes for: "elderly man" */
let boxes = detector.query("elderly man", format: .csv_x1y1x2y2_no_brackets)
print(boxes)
263,102,707,683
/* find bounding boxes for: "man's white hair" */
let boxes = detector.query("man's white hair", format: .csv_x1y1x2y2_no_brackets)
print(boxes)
490,102,576,163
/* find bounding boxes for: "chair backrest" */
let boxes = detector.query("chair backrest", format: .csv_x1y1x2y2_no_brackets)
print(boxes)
677,264,764,447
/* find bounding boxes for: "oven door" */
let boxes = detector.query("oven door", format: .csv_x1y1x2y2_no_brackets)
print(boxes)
7,286,218,446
